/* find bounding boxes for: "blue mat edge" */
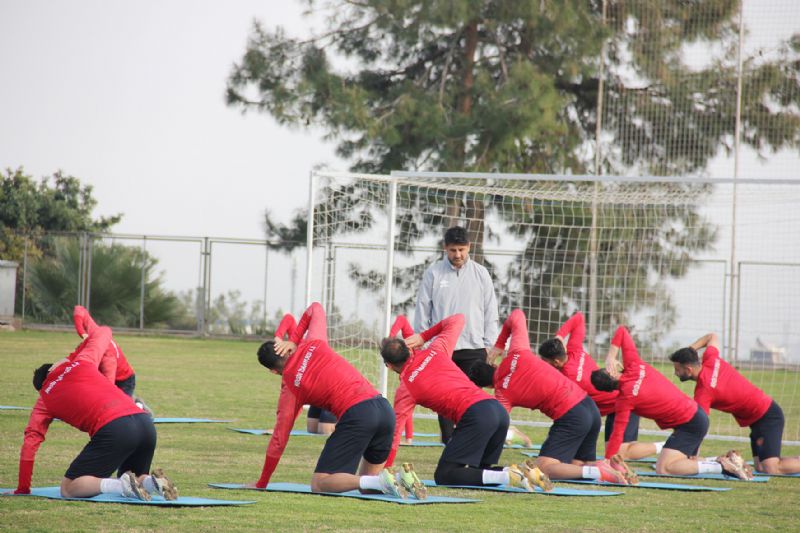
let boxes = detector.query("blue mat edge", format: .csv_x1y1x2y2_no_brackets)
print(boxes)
421,480,621,496
1,487,255,505
208,483,480,504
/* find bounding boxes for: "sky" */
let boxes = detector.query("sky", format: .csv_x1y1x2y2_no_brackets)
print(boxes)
1,1,799,359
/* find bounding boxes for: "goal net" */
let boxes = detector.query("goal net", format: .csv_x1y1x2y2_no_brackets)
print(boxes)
307,170,800,442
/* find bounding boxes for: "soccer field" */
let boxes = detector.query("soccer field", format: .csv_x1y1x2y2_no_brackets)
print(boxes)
1,331,799,532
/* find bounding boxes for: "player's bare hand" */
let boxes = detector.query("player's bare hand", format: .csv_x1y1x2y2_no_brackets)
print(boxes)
487,346,504,366
81,333,89,340
605,358,622,378
275,340,297,357
404,334,424,350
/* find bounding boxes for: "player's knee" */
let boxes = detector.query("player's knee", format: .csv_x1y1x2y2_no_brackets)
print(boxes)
59,477,75,498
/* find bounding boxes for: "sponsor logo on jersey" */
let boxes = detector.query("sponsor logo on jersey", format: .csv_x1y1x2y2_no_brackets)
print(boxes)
44,361,80,394
632,364,646,396
409,350,436,383
710,359,721,388
294,344,318,387
576,352,586,382
502,354,520,389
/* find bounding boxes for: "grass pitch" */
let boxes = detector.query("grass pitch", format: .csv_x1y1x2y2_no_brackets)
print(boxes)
1,330,799,532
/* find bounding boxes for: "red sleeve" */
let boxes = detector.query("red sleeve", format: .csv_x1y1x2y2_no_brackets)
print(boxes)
611,326,641,368
256,383,303,488
289,302,328,344
17,398,53,493
604,396,633,458
386,383,416,467
505,310,531,354
274,313,297,339
73,326,116,382
72,305,98,337
389,316,413,338
421,314,465,356
557,312,586,355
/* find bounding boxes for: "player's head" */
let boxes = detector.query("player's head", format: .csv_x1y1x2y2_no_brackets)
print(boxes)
466,360,496,388
669,347,701,382
380,337,410,372
590,369,619,392
539,338,567,368
257,341,287,375
32,363,53,391
443,226,470,268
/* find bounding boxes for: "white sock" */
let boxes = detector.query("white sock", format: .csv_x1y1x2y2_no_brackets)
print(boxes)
506,429,514,441
697,461,723,474
99,478,123,495
482,469,509,485
359,475,383,491
654,441,665,454
582,466,601,480
142,475,157,493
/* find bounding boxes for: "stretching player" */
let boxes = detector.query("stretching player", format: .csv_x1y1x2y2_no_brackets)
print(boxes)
387,316,417,444
382,313,544,492
252,302,404,497
671,333,798,475
593,326,753,479
273,313,337,435
14,326,176,500
468,309,635,485
72,305,152,414
539,311,662,460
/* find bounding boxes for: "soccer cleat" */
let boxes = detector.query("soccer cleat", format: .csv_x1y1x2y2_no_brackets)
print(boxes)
378,467,406,499
521,460,554,491
594,460,628,485
120,471,151,501
397,463,427,500
717,450,755,480
506,465,533,492
609,454,639,485
150,468,178,500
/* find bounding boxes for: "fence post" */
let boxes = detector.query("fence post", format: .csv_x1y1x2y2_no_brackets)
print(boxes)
305,171,316,307
21,237,28,326
381,178,398,397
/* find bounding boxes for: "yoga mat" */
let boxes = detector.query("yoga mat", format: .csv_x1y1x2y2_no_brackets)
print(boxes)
752,472,800,478
152,418,232,424
558,479,730,492
227,428,325,436
635,471,769,482
0,405,30,410
400,441,539,449
422,480,621,496
522,451,655,463
1,487,254,506
209,483,479,505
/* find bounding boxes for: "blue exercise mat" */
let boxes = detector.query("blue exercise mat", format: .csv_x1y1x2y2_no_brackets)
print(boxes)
635,471,769,482
1,487,254,506
422,480,621,496
752,472,800,478
402,441,539,449
0,405,30,410
522,451,655,463
209,482,479,505
558,479,730,491
152,417,232,424
227,428,326,436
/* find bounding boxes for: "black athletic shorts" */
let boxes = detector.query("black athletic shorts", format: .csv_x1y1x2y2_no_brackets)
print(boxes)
664,406,708,457
539,395,602,463
65,413,156,480
750,400,785,461
440,399,509,467
314,396,394,474
115,374,136,397
308,406,338,424
605,410,640,443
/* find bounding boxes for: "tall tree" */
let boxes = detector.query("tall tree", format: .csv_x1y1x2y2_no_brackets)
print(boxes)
227,1,799,344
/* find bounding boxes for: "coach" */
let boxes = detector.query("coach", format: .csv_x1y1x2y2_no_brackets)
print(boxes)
414,225,500,443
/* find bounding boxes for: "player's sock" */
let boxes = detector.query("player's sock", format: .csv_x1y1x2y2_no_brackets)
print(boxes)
654,441,666,454
99,478,124,495
482,468,509,485
697,461,723,474
359,475,383,491
582,466,602,479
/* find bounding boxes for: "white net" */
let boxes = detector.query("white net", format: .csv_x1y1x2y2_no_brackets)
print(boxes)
309,170,800,441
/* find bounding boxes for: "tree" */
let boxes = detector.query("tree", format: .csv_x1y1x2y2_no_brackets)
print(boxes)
0,167,121,263
226,1,799,344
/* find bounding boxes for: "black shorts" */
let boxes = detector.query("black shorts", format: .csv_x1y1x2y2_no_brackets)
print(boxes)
440,399,509,467
65,413,156,480
664,406,708,457
750,401,784,461
452,348,488,374
308,406,337,424
605,411,640,443
539,396,602,463
314,396,394,474
115,374,136,397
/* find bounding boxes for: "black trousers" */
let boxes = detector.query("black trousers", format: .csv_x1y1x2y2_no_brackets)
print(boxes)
437,348,488,443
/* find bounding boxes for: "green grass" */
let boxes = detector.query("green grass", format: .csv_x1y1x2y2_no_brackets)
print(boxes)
1,330,799,532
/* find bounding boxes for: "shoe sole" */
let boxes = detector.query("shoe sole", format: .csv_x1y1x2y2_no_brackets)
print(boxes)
521,461,553,491
151,468,179,500
610,455,640,485
381,468,407,499
719,456,753,481
123,471,151,501
400,463,427,500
